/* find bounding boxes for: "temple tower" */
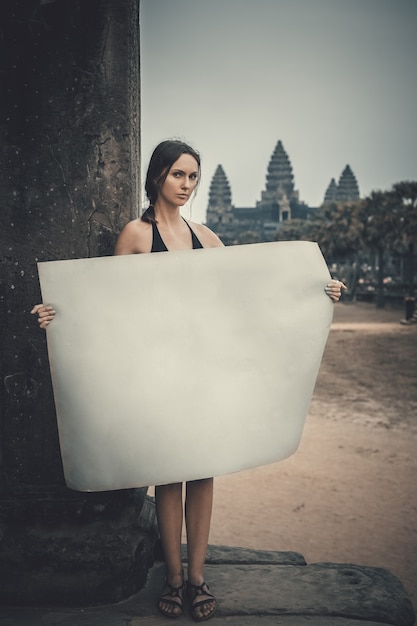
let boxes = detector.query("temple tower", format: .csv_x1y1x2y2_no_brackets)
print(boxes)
257,140,298,230
323,165,360,204
324,178,338,203
323,165,359,202
205,164,236,244
207,165,233,219
255,140,311,240
337,165,360,201
264,140,296,199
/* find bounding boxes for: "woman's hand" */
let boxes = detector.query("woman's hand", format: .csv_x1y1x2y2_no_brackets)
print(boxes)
325,279,347,303
31,304,56,329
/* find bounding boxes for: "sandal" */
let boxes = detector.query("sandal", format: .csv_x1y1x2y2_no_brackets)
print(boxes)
187,581,217,622
158,580,185,619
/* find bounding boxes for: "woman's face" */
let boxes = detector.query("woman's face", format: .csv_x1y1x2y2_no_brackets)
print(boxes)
157,153,199,207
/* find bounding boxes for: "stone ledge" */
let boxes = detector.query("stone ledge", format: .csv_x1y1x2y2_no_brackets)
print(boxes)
0,548,415,626
0,614,397,626
209,562,414,625
182,544,306,566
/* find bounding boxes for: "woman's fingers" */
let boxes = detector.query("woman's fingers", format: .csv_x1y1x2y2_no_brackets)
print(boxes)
325,280,347,302
39,316,53,328
31,304,56,328
30,304,43,315
31,304,55,318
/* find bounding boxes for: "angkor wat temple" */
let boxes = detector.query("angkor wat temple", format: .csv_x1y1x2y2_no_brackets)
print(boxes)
205,140,360,245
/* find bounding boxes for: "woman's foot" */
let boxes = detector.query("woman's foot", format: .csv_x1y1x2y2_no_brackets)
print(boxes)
158,575,185,619
187,580,217,622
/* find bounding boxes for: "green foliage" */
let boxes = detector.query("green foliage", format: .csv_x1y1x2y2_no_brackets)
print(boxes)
307,201,364,262
359,182,417,255
274,219,310,242
275,181,417,265
391,181,417,253
235,230,262,245
360,191,398,254
275,203,364,264
273,180,417,303
391,181,417,294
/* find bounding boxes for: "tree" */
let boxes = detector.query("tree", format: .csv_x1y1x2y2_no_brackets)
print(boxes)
303,202,364,297
273,182,417,307
307,201,363,263
391,181,417,297
359,183,417,307
360,191,401,307
235,230,262,245
274,218,311,242
275,203,364,298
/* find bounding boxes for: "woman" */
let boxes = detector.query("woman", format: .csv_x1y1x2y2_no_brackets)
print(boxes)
32,139,345,621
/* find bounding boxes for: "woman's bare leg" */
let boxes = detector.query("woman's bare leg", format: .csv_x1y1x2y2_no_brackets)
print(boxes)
185,478,216,620
155,482,184,616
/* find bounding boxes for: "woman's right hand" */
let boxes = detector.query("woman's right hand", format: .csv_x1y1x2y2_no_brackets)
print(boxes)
31,304,56,329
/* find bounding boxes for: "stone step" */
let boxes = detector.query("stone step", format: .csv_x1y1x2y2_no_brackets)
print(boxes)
0,547,415,626
132,619,400,626
137,560,414,626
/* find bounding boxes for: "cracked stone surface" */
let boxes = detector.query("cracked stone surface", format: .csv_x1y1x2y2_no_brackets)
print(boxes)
1,547,414,626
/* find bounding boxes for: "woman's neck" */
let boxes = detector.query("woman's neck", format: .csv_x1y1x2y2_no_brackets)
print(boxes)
153,202,183,228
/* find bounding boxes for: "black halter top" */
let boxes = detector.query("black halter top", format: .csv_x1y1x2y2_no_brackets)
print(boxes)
151,218,203,253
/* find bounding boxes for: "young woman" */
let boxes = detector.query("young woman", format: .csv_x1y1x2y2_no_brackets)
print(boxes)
32,139,345,621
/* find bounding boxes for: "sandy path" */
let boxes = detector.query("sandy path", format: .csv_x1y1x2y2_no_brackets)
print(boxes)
208,303,417,608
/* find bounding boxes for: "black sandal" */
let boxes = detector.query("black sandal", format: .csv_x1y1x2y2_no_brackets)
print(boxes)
187,581,217,622
158,581,185,619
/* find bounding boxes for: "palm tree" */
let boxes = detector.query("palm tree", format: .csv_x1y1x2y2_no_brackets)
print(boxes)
360,191,400,308
304,201,364,298
391,181,417,297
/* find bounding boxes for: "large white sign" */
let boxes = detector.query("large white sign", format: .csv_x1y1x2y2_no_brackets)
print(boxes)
38,241,333,491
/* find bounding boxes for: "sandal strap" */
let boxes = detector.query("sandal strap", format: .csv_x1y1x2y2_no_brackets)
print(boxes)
160,596,182,610
188,581,216,606
188,581,214,598
158,581,184,612
164,581,184,597
188,581,217,621
192,596,215,611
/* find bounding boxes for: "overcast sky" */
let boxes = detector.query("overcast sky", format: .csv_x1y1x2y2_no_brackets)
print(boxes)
140,0,417,224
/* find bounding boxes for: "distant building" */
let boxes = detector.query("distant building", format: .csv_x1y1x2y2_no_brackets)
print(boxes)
324,165,360,203
205,140,360,245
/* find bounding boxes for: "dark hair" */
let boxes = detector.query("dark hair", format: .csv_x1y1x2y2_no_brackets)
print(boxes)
142,139,201,223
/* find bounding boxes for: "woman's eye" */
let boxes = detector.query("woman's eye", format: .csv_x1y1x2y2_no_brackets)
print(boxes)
171,171,197,181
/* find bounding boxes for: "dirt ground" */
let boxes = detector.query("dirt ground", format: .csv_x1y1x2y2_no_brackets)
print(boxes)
207,302,417,609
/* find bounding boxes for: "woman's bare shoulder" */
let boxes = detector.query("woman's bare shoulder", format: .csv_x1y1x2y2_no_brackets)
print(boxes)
114,218,152,255
190,221,224,248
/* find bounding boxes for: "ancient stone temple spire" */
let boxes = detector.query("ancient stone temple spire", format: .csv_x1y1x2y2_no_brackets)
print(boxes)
324,178,338,203
336,165,360,202
265,140,295,198
208,164,232,208
206,165,235,244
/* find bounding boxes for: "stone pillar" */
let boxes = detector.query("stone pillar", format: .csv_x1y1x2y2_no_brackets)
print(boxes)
0,0,157,605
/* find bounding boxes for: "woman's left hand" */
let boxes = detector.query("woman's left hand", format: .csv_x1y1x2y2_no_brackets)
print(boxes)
325,279,347,302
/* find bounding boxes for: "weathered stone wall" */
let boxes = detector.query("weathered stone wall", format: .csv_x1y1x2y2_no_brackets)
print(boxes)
0,0,157,605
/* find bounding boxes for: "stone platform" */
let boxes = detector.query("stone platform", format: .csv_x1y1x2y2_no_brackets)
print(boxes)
0,546,415,626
